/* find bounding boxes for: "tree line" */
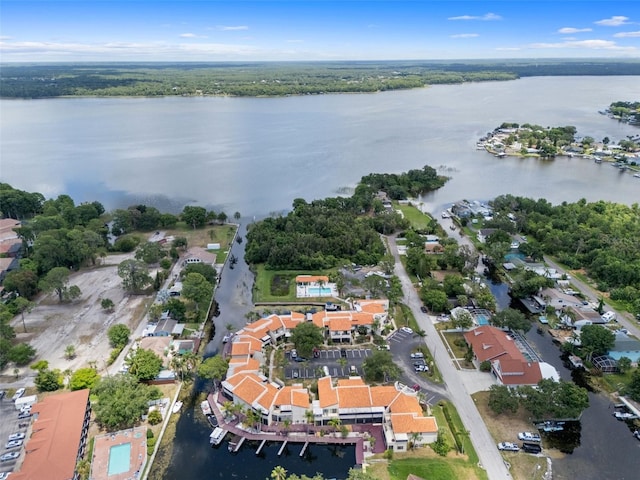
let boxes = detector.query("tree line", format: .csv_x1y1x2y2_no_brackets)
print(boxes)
245,165,447,270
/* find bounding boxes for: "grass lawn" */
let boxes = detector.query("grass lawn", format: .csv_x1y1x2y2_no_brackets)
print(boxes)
253,265,338,303
472,391,549,480
368,401,487,480
166,223,237,264
394,202,435,230
442,331,468,359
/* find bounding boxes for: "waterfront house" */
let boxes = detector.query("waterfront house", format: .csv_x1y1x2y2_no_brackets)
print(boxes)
183,246,217,266
464,326,559,387
151,317,184,337
477,229,498,243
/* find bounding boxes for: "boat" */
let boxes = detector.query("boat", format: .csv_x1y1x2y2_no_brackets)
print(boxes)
209,427,227,446
613,411,638,421
634,173,640,178
207,413,219,428
172,401,183,414
535,421,565,432
201,400,212,416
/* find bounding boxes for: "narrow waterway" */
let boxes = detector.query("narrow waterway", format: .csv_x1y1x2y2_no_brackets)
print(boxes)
486,273,640,480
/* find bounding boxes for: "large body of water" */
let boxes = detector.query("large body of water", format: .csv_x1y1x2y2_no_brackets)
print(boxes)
2,76,639,219
2,76,640,479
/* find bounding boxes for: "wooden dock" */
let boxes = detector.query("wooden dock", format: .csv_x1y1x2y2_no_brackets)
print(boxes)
277,441,288,456
299,441,309,457
256,439,267,455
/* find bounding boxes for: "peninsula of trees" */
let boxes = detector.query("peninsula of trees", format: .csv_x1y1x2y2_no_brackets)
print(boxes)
3,59,640,98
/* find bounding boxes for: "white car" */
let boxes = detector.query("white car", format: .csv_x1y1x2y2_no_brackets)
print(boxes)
400,327,413,334
497,442,519,452
7,433,25,441
11,388,25,402
410,352,424,359
518,432,541,442
5,440,23,449
1,451,19,462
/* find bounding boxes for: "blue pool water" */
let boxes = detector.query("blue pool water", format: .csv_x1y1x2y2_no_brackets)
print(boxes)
308,287,332,296
476,315,489,325
108,443,131,476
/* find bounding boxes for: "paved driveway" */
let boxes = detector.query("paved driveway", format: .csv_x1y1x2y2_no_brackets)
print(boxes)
0,396,26,475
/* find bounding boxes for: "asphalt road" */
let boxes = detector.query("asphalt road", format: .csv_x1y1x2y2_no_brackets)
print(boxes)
388,234,512,480
543,255,640,339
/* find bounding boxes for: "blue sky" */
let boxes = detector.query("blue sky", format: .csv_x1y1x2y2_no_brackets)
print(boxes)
1,1,639,62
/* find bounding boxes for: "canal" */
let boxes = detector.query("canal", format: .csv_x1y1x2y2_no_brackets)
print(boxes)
486,278,640,480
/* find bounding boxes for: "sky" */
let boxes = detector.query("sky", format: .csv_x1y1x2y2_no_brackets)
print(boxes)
1,0,639,62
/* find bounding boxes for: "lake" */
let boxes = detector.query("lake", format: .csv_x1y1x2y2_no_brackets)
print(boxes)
2,75,640,479
1,76,639,219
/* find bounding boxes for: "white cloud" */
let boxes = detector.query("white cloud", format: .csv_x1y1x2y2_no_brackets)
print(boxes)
614,31,640,38
495,47,521,51
594,16,630,27
448,13,501,21
450,33,479,38
529,39,636,51
0,36,12,40
180,33,196,38
558,27,592,34
218,25,249,31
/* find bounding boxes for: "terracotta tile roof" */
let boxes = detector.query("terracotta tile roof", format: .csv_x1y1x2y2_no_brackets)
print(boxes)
256,383,279,411
231,358,261,374
495,358,542,386
234,375,268,405
328,318,353,331
336,377,365,387
295,275,329,284
337,386,373,409
12,389,90,480
358,301,387,313
292,389,310,408
231,341,251,356
350,312,374,326
0,218,20,233
464,326,524,362
317,377,339,408
371,386,400,407
389,393,422,416
390,413,438,434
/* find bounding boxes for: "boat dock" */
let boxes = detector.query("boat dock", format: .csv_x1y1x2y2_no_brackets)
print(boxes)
205,393,367,464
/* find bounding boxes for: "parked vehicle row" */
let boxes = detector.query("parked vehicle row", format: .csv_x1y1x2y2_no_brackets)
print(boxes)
497,440,542,454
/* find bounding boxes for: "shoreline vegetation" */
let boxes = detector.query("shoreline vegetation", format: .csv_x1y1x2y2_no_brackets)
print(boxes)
477,121,640,173
2,59,640,99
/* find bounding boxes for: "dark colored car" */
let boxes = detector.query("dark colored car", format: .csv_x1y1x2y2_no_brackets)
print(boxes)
420,306,428,313
521,442,542,454
340,349,347,358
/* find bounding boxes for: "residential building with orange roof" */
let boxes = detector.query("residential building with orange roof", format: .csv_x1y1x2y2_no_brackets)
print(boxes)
464,325,558,387
11,389,91,480
295,275,329,285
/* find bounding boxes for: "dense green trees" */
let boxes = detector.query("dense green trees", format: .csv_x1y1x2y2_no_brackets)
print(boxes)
362,351,401,382
488,379,589,420
93,374,161,430
118,259,152,292
290,323,324,358
491,308,531,334
197,355,230,386
107,324,131,349
0,183,44,218
70,368,100,391
579,325,615,358
125,348,163,382
491,195,640,316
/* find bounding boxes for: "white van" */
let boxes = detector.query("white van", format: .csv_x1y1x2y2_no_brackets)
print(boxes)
601,311,617,323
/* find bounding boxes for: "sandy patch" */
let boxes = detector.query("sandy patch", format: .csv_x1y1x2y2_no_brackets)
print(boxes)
4,253,149,377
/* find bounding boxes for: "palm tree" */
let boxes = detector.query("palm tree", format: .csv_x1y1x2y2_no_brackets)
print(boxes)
170,355,186,381
271,466,287,480
328,417,342,433
409,431,422,450
282,419,291,436
304,409,315,433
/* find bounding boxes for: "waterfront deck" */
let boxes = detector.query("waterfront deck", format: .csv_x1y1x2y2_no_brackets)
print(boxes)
206,393,368,464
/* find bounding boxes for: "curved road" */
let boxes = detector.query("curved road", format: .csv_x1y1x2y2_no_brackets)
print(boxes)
388,235,512,480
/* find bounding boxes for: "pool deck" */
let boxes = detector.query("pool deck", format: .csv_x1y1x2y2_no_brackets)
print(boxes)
90,426,148,480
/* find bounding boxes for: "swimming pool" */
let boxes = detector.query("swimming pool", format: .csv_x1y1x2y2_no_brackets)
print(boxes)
307,287,332,296
475,314,490,326
108,443,131,476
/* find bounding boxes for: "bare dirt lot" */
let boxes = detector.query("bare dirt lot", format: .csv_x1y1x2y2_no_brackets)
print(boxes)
2,252,150,383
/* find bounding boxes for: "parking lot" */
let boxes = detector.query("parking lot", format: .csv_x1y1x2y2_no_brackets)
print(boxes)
284,348,373,380
0,394,28,475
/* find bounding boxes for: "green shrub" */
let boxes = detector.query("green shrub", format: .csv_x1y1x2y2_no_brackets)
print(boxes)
479,360,492,372
146,428,154,439
147,409,163,425
383,448,394,460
